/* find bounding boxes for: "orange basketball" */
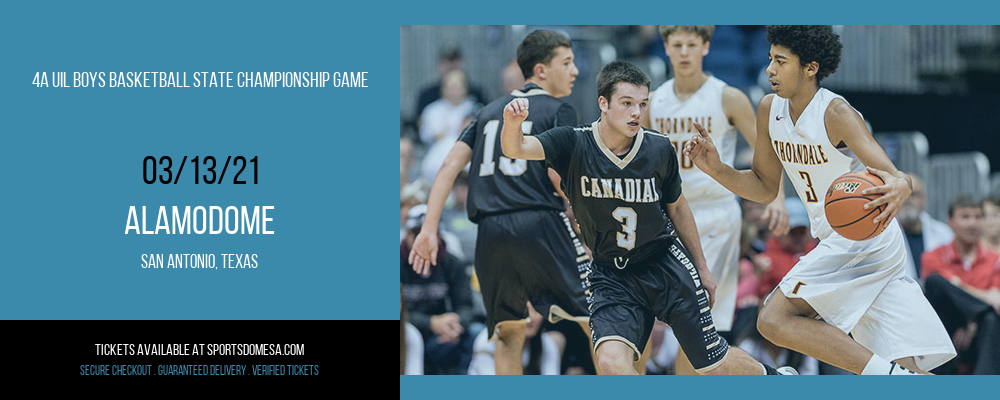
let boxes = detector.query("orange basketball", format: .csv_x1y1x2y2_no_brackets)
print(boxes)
824,171,888,241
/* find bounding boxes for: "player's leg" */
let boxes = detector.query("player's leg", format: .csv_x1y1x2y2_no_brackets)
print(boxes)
574,320,603,374
494,320,528,374
894,357,931,374
474,214,531,374
635,335,653,374
595,340,639,375
757,289,874,373
850,275,955,374
657,241,781,375
758,291,929,375
674,346,696,375
577,319,651,374
587,261,656,375
526,210,602,372
675,200,741,374
760,223,954,375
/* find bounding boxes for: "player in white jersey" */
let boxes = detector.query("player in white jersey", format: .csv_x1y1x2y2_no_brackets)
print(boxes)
685,25,955,375
642,25,790,375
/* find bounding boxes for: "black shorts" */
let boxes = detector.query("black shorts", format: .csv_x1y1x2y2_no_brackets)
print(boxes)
588,241,729,371
476,209,591,338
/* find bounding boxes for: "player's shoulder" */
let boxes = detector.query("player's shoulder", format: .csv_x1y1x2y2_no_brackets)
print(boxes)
641,128,672,147
512,84,566,106
561,123,594,137
721,84,750,102
642,126,667,138
479,94,512,117
824,97,855,117
543,122,591,137
756,93,777,114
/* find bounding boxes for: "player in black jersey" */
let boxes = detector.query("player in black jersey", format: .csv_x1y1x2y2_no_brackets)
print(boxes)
501,61,794,375
409,30,594,375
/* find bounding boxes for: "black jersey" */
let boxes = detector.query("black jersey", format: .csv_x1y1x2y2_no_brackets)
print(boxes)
458,83,577,222
536,121,682,266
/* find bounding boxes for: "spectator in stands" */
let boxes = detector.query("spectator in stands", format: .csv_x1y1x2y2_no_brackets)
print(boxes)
401,205,476,374
741,198,771,254
982,195,1000,253
418,70,477,183
415,45,487,121
756,198,819,300
468,302,564,375
731,222,764,343
922,195,1000,374
419,70,477,146
899,175,954,279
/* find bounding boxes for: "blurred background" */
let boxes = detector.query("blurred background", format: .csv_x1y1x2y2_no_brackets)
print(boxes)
400,25,1000,375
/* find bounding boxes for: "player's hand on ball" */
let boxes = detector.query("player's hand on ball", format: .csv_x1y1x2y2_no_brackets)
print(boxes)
503,98,530,125
860,166,911,225
684,122,722,174
408,230,439,276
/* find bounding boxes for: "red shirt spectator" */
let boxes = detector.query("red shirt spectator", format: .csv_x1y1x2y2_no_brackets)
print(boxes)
921,242,1000,291
757,235,818,299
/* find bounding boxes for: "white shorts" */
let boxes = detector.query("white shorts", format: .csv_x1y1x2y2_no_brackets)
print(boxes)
777,220,956,371
690,196,740,332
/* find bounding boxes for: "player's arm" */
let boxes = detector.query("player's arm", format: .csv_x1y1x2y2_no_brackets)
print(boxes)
664,194,716,308
640,90,655,129
408,142,473,275
724,87,789,235
825,98,911,225
685,94,784,204
500,98,545,160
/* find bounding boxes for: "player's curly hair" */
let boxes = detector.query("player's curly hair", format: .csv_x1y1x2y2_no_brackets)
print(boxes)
596,61,650,102
766,25,842,84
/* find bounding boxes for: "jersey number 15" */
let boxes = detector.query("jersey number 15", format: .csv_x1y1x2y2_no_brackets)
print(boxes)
479,120,533,177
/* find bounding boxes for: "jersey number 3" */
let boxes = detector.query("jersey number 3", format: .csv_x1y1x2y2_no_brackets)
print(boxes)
797,171,819,203
479,120,531,177
613,207,637,250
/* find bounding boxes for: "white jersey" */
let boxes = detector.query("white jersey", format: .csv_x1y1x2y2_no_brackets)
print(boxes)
768,88,864,240
650,76,737,201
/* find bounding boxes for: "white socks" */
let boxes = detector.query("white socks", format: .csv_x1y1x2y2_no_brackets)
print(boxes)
862,354,919,375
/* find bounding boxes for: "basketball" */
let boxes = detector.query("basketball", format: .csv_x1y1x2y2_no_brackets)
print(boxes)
824,171,888,241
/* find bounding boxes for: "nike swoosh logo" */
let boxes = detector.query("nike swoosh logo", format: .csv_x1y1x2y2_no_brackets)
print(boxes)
776,115,783,121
